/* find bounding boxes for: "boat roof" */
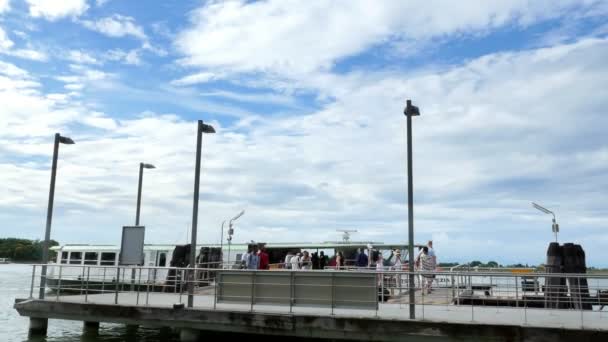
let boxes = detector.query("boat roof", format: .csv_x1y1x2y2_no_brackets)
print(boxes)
51,241,418,252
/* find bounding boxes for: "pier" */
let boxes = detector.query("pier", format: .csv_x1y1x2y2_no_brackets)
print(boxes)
13,264,608,341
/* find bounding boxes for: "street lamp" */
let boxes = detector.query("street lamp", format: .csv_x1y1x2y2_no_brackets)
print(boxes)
39,133,75,299
227,210,245,267
135,163,155,226
188,120,215,308
404,99,420,319
532,202,559,242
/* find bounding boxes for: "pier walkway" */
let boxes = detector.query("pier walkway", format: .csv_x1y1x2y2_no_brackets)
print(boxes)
14,265,608,341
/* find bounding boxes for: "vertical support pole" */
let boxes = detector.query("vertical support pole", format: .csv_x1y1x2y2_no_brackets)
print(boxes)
213,271,218,310
406,109,416,320
188,120,204,308
39,133,60,300
146,276,150,306
331,271,335,315
30,265,36,299
135,163,143,226
250,272,255,312
136,267,142,305
289,271,294,314
80,265,85,295
56,265,62,301
85,266,90,303
115,266,120,304
515,276,519,308
101,267,106,294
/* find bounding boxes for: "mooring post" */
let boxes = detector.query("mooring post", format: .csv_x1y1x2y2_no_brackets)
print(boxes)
83,321,99,337
28,317,48,336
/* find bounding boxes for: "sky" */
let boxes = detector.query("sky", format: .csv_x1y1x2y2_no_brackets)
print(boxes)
1,0,608,266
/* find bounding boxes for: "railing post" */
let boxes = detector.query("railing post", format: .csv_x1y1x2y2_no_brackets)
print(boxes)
80,265,85,296
30,265,36,299
213,269,218,310
250,271,255,312
114,266,120,305
289,271,294,314
85,266,90,303
56,265,63,302
136,267,142,305
515,276,519,308
579,277,584,329
101,267,106,294
331,271,335,316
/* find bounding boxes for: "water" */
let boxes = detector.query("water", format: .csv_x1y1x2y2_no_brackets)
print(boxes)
1,264,350,342
1,264,180,342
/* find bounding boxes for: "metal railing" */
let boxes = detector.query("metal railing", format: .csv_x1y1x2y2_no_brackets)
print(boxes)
26,264,608,330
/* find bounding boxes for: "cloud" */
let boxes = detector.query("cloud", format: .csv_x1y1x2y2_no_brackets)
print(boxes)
170,72,218,86
0,26,47,61
3,37,608,265
26,0,88,21
8,48,47,61
67,50,99,65
0,0,10,14
175,0,608,78
81,14,146,40
104,48,141,65
0,26,13,49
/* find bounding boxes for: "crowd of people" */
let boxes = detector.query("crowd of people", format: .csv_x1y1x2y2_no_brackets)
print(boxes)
238,241,438,294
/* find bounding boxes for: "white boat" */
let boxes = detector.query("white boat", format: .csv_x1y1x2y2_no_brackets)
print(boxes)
45,241,411,292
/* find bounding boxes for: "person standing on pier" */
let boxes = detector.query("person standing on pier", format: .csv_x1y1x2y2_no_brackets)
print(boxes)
246,245,259,270
258,245,269,270
420,247,435,294
290,252,301,270
284,251,294,269
335,251,344,269
319,251,327,270
427,241,437,288
301,251,312,270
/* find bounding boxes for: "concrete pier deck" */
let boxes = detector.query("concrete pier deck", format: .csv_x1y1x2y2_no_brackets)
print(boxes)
14,291,608,341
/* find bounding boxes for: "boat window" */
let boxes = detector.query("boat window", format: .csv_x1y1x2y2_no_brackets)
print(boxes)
84,252,98,265
235,253,242,261
60,252,68,264
158,252,167,267
100,252,116,266
69,252,82,264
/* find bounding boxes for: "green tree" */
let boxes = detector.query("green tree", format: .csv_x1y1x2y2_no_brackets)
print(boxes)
0,238,59,261
486,261,499,268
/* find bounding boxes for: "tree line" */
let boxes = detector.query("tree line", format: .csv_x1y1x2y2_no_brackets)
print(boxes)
0,238,59,262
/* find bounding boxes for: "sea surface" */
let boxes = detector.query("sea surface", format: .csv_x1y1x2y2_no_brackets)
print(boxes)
1,263,181,342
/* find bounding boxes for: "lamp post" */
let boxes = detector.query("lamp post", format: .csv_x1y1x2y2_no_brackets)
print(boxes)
220,220,226,265
135,163,155,226
227,210,245,267
532,202,559,242
188,120,215,308
404,99,420,319
39,133,75,299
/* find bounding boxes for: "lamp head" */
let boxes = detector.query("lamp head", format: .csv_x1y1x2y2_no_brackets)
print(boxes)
58,135,75,144
404,99,420,117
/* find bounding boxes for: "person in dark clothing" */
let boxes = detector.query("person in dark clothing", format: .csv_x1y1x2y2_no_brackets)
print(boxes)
311,252,319,270
356,248,369,268
319,251,327,270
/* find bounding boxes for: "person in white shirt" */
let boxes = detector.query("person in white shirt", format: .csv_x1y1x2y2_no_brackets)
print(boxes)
427,240,437,265
426,240,437,288
290,253,301,270
284,252,294,269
